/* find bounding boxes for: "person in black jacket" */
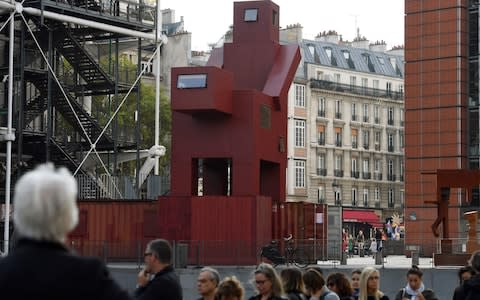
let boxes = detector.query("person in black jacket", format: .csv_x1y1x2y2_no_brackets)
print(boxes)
135,239,182,300
0,163,132,300
453,250,480,300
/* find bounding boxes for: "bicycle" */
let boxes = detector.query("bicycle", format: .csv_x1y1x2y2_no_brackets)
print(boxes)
260,234,310,268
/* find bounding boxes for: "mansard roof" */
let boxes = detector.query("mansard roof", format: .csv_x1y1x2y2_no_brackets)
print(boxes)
300,39,404,78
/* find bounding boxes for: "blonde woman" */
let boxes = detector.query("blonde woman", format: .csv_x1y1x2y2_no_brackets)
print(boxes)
358,267,388,300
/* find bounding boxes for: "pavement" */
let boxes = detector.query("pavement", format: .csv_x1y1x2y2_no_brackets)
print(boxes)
316,254,436,269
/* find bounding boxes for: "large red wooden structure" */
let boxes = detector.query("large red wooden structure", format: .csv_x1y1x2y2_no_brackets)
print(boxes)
157,0,300,263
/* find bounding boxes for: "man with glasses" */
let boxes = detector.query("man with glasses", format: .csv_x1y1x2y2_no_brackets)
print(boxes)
197,267,220,300
135,239,182,300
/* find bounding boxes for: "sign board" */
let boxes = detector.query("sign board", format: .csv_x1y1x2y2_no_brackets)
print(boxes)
316,212,324,224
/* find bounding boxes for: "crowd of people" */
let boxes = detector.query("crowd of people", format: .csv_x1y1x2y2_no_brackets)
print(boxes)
0,164,478,300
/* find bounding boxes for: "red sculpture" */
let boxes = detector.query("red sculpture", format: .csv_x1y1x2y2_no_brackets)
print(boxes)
157,0,300,264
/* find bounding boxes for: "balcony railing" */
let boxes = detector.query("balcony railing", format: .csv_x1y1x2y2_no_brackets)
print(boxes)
363,143,369,150
318,110,326,117
335,112,342,119
388,145,395,152
375,144,381,151
352,142,358,148
310,79,404,101
387,174,396,181
352,115,358,121
373,173,383,180
317,168,327,176
336,140,342,147
318,137,325,145
334,169,344,177
363,116,369,122
388,119,394,126
362,172,371,179
351,171,359,178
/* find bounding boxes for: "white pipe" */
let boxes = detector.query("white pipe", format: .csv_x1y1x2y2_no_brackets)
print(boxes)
3,4,14,254
22,7,156,40
154,0,161,175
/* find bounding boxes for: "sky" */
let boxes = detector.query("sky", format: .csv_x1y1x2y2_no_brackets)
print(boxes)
160,0,405,51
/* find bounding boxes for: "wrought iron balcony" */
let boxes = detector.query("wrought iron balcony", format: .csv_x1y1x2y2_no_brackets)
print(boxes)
388,119,394,126
387,174,396,181
364,143,369,150
362,172,371,179
318,137,325,145
317,168,327,176
310,79,404,101
334,169,344,177
352,114,358,121
351,171,359,178
373,172,383,180
388,145,394,152
318,110,326,117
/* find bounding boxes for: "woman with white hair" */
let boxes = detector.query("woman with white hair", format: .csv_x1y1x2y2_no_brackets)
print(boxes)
0,163,132,300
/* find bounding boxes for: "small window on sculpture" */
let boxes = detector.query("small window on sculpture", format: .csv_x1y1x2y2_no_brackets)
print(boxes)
177,74,207,89
244,8,258,22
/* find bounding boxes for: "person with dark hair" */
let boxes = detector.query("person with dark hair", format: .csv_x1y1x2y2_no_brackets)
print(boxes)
216,276,245,300
0,164,132,300
454,250,480,300
394,265,437,300
280,267,307,300
351,269,362,300
326,273,354,300
452,265,476,300
249,263,284,300
303,269,339,300
197,267,221,300
135,239,182,300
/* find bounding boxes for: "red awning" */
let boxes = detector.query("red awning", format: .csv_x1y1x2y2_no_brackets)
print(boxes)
343,209,383,227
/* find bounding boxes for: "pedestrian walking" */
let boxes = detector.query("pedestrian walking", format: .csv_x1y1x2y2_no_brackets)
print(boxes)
303,269,340,300
249,263,284,300
135,239,182,300
369,239,377,258
326,272,355,300
216,276,245,300
0,163,132,300
357,230,365,256
394,265,437,300
452,265,476,300
452,250,480,300
197,267,220,300
358,266,388,300
351,269,362,300
280,267,307,300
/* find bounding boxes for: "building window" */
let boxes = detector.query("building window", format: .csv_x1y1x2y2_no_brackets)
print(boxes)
375,187,380,202
334,73,341,83
335,154,343,176
388,107,394,125
352,187,358,206
335,100,342,119
351,157,358,178
295,119,306,147
388,188,395,208
318,97,326,117
318,131,325,145
388,133,394,152
363,188,369,207
318,185,325,203
335,127,343,147
334,187,342,205
350,76,357,87
317,154,326,176
352,129,358,148
361,78,368,89
295,84,305,107
294,160,305,188
363,104,369,122
351,103,357,121
363,159,370,173
400,131,404,149
374,131,381,150
177,74,207,89
244,8,258,22
399,84,404,95
400,159,404,181
363,130,370,149
400,108,404,126
386,82,392,95
388,159,395,181
374,105,380,123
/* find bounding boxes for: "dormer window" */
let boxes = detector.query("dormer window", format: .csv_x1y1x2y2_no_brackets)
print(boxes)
342,50,355,69
244,8,258,22
177,74,207,89
324,47,337,66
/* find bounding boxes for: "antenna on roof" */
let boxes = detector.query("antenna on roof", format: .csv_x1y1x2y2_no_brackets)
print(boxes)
349,14,360,40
